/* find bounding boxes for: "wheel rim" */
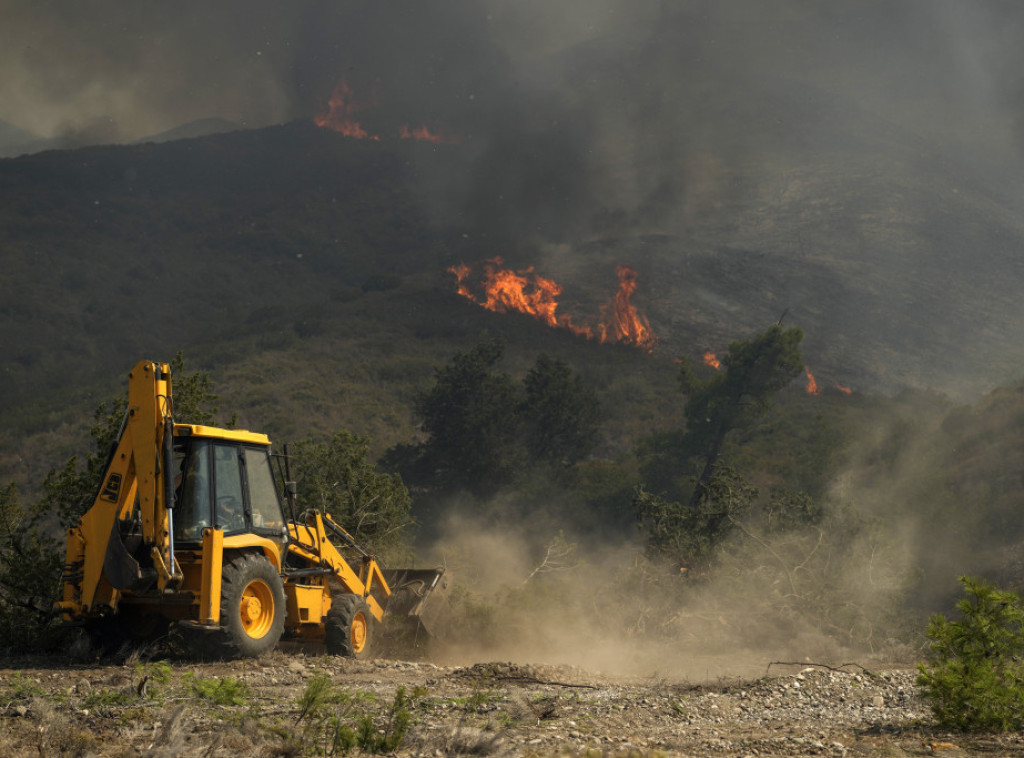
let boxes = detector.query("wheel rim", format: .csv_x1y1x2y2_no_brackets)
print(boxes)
351,610,368,653
239,579,275,639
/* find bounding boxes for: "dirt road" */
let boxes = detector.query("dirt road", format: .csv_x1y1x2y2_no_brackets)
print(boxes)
0,649,1018,756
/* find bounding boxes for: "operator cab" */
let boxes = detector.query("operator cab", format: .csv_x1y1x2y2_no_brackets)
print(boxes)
173,434,287,544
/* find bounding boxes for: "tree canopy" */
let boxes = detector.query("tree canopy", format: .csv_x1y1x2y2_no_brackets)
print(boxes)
412,336,523,490
634,324,805,567
396,338,604,496
289,431,413,556
521,353,602,465
680,324,804,506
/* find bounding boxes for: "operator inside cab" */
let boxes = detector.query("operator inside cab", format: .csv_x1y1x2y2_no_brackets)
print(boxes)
172,436,287,543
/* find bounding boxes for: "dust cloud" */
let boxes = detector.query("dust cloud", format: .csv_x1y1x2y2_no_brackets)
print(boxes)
417,505,915,681
409,378,1024,678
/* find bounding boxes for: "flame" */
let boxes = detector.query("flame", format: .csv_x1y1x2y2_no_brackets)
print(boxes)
316,80,460,143
448,259,655,350
399,124,460,145
314,80,379,140
805,366,822,395
480,263,560,327
600,266,656,350
703,351,721,370
449,262,473,298
834,381,853,395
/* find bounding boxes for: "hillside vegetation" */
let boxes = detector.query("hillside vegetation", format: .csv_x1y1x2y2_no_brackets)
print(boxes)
2,122,1024,657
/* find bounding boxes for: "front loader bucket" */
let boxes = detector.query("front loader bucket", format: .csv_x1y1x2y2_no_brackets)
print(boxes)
381,568,450,640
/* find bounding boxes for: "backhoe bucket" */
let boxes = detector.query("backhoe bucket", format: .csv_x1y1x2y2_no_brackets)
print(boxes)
381,568,449,640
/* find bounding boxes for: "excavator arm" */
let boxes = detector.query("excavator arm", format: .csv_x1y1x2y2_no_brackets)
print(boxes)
286,511,391,622
58,361,181,620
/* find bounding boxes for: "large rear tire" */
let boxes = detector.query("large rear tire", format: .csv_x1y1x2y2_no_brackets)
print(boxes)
218,553,285,658
325,594,375,659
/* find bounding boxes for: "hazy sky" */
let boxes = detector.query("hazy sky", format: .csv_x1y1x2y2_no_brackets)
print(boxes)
2,1,1022,160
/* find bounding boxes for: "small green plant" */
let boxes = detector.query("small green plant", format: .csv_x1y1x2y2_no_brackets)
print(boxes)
134,660,173,700
3,672,46,702
184,673,251,706
917,576,1024,731
356,686,412,754
295,674,411,756
296,671,363,723
136,660,173,685
327,716,358,755
296,671,335,723
451,688,501,711
83,689,135,709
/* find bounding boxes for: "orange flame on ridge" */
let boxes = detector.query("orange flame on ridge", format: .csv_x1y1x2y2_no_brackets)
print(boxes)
449,262,472,298
834,381,853,395
314,80,379,140
316,80,460,143
805,366,822,395
399,124,460,145
703,352,721,370
448,259,655,350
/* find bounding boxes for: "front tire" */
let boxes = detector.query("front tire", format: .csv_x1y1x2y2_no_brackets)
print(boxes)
219,553,285,658
326,594,375,659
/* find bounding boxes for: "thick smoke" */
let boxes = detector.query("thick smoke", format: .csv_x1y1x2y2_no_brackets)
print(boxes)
0,1,297,143
6,3,1024,178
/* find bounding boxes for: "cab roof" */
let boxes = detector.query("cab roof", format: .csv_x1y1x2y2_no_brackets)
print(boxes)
173,423,271,446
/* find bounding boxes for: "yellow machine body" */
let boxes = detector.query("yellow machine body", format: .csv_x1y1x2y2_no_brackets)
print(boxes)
56,360,443,658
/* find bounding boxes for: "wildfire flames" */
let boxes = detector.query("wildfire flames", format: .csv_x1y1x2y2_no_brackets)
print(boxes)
449,259,656,351
316,79,459,143
602,266,656,348
804,366,821,395
314,80,378,140
398,124,456,144
701,350,852,397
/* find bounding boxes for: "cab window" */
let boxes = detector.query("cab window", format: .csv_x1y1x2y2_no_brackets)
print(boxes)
244,447,285,530
172,439,286,539
213,444,246,532
173,439,212,542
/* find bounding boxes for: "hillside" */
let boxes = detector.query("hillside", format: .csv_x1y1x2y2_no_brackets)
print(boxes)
2,114,1024,496
8,9,1024,752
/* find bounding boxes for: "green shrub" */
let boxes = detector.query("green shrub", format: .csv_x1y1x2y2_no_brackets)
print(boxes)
295,677,414,756
917,576,1024,731
83,689,135,709
185,673,251,706
3,672,47,702
134,660,173,700
357,686,412,754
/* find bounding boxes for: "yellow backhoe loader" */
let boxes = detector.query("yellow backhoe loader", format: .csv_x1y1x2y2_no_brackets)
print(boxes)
56,360,445,658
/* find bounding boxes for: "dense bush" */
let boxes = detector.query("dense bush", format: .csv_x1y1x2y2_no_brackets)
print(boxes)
917,576,1024,731
391,338,603,496
288,431,414,558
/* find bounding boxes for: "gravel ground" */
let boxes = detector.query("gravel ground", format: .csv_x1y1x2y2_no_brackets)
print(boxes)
0,653,1021,757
